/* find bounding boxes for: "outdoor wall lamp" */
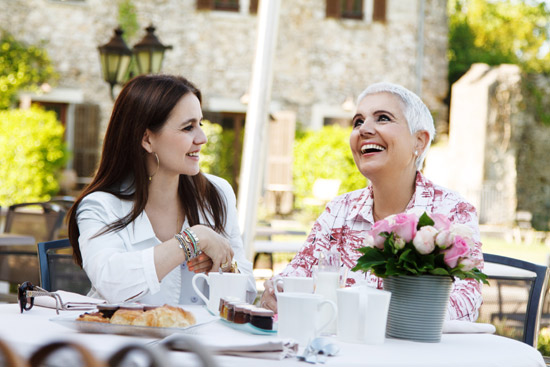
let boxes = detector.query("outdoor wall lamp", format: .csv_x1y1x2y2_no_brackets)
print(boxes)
98,25,172,100
132,25,173,75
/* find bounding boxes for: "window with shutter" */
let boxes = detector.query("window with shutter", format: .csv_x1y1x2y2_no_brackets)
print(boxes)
326,0,341,18
73,104,100,180
341,0,363,19
214,0,239,11
197,0,214,10
327,0,363,20
197,0,240,12
373,0,386,22
249,0,259,14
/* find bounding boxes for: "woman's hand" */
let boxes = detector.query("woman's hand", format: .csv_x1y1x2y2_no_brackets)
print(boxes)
259,278,281,312
190,224,233,272
187,252,213,273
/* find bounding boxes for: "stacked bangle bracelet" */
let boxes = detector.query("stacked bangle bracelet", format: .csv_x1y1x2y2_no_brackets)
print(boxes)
175,228,201,262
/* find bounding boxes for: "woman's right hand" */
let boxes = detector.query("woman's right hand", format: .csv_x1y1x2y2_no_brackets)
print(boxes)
259,278,281,313
189,224,233,272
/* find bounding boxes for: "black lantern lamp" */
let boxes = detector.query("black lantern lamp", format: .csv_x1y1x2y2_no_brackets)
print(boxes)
98,27,132,100
132,25,172,75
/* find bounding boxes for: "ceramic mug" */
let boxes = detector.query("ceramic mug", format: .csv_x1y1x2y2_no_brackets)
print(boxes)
336,285,391,344
274,276,314,295
192,272,248,315
277,292,337,345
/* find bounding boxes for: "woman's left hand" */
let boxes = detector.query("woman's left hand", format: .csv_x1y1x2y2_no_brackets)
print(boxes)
187,252,214,273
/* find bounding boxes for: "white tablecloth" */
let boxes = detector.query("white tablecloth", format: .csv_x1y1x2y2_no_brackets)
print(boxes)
0,304,544,367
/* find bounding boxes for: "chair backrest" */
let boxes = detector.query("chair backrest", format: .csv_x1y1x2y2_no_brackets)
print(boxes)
480,253,549,347
4,202,66,243
37,239,92,294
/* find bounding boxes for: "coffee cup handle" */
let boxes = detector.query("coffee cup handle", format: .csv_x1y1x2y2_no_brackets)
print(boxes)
191,273,210,305
274,278,284,296
316,299,337,335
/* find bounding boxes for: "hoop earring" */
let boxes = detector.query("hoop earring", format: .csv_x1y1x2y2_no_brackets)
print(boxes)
149,152,159,181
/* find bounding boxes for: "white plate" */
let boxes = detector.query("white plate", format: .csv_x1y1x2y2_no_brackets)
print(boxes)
218,318,277,335
51,307,218,338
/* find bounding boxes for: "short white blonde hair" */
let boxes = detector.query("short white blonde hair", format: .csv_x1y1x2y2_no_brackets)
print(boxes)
357,82,435,169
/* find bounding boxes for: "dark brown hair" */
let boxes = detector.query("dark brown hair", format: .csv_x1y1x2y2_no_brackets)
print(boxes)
67,74,227,267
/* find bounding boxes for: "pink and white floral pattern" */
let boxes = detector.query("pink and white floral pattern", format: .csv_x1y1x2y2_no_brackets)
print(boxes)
279,172,483,322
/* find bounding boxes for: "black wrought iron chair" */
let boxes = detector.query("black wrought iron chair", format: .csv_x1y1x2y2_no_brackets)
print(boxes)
4,201,67,243
479,253,549,347
37,239,91,295
0,201,68,300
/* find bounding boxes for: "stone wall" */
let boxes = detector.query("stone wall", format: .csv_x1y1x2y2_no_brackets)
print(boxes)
0,0,449,134
516,75,550,230
429,63,550,230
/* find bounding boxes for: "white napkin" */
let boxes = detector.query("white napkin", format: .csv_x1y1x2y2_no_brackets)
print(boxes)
33,290,105,310
442,320,496,334
163,330,298,360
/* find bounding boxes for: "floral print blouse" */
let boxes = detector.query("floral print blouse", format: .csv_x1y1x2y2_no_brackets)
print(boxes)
279,172,483,322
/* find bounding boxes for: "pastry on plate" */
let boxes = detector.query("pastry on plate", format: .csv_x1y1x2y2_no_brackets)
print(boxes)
132,304,196,328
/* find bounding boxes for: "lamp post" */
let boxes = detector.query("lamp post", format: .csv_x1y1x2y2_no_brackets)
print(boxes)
133,25,172,75
98,28,132,100
98,25,172,100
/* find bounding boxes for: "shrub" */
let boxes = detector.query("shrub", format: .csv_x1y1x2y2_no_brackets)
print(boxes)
200,120,240,190
0,31,57,110
293,125,367,219
538,327,550,356
0,106,67,206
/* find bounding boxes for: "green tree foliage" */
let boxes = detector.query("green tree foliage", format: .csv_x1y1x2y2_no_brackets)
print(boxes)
117,0,139,43
200,120,241,190
448,0,550,88
0,31,57,109
293,125,367,217
0,106,67,206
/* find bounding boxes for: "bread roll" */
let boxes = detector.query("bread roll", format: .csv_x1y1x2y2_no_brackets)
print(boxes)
110,309,144,325
76,312,110,323
132,305,196,328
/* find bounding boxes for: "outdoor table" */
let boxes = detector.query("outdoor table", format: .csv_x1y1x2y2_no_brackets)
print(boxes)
0,303,545,367
0,233,35,246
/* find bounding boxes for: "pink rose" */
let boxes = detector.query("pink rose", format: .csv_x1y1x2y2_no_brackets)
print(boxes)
449,224,475,248
370,219,390,249
435,229,453,249
363,233,377,248
458,257,481,272
387,213,418,243
430,213,451,231
443,235,471,268
412,226,438,254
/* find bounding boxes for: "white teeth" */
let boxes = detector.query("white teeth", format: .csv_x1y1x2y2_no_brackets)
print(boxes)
361,144,386,154
187,152,199,157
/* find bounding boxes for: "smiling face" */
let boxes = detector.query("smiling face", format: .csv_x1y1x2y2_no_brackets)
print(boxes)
142,92,207,178
350,92,422,180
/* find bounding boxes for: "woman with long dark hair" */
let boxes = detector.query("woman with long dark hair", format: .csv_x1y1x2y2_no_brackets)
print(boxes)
67,74,256,304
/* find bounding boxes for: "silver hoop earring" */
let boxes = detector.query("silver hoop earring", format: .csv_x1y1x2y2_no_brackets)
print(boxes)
149,152,159,181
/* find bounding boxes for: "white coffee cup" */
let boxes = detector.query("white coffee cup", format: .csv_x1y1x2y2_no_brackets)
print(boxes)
274,276,314,295
192,272,248,315
277,292,337,345
336,285,391,344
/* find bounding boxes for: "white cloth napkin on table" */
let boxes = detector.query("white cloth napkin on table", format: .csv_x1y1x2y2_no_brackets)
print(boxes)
442,320,496,334
33,290,105,310
162,328,298,360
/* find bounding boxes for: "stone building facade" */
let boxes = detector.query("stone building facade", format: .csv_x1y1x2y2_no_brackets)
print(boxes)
1,0,449,185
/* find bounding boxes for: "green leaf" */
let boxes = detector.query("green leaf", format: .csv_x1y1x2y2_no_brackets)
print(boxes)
430,268,450,276
417,212,435,228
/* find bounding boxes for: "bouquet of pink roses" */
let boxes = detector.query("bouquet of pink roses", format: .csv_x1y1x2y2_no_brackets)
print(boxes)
352,212,488,283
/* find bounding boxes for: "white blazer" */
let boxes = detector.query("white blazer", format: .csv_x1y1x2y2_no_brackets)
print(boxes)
76,174,256,305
